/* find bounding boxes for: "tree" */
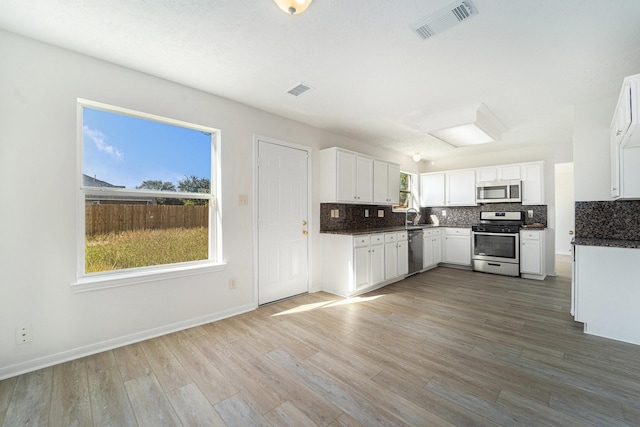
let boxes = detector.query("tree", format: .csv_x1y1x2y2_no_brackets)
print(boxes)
136,180,176,191
178,175,210,206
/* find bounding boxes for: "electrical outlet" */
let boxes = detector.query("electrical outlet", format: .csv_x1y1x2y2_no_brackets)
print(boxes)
378,210,384,218
16,325,32,344
364,209,369,217
528,210,534,218
229,278,237,289
238,194,249,206
442,210,447,217
334,209,340,218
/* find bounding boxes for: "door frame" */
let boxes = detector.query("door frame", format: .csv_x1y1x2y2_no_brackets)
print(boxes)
253,134,313,306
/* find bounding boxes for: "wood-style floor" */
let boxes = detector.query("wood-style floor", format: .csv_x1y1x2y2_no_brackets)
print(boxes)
2,256,640,426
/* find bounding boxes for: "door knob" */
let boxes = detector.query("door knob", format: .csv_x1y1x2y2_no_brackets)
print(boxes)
569,230,574,235
302,220,307,226
302,230,308,235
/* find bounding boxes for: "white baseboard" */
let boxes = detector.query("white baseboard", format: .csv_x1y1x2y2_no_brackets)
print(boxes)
0,303,256,381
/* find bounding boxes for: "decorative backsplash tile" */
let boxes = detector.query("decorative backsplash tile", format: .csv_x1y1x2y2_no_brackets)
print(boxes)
320,203,547,232
575,200,640,240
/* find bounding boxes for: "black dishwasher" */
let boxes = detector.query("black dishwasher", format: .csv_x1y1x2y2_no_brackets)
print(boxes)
408,229,424,274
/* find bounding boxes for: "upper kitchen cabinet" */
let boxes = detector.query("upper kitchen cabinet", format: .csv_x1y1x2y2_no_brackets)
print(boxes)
446,169,477,206
373,160,400,205
610,73,640,199
420,169,476,207
475,165,521,182
320,147,373,203
420,172,445,207
521,161,545,205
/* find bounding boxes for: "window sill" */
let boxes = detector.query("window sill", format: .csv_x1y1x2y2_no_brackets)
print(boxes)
72,262,227,293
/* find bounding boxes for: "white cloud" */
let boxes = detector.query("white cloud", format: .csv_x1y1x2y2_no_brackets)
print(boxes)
83,125,123,160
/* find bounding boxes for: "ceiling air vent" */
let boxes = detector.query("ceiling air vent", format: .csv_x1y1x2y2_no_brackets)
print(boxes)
411,1,478,40
287,83,313,97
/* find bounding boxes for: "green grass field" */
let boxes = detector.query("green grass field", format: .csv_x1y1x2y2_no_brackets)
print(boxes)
85,227,208,273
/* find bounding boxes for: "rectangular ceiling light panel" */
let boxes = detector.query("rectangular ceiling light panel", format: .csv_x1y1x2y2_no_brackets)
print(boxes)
411,1,478,40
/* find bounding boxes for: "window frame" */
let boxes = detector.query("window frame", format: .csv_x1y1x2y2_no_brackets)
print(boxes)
73,98,225,292
393,171,419,212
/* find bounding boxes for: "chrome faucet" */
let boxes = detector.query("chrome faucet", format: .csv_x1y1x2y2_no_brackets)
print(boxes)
405,207,420,226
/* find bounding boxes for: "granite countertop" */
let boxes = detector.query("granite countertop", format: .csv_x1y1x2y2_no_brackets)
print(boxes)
320,224,471,236
573,237,640,249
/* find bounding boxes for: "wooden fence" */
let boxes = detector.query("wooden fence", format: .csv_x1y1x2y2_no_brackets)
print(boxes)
86,204,208,236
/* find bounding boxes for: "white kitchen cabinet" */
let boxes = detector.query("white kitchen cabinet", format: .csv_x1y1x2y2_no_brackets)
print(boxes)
369,234,385,287
353,242,370,291
443,227,471,266
521,161,544,205
573,245,640,345
384,233,399,280
611,74,640,199
476,165,521,182
423,228,442,270
397,239,409,276
373,160,400,205
520,229,546,280
446,170,476,206
420,173,446,207
320,147,372,203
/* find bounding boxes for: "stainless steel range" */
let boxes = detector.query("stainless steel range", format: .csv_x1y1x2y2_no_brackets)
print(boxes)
471,211,524,277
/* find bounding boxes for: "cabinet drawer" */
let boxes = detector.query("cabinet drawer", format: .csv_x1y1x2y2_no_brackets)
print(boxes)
370,234,385,245
445,227,470,236
424,229,433,237
353,235,370,248
397,231,408,241
521,231,540,240
384,233,397,243
432,228,442,236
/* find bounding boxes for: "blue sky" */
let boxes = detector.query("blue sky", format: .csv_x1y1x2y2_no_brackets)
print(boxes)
82,107,211,190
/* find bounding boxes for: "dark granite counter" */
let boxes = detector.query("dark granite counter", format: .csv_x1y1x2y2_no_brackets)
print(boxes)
320,224,471,236
573,237,640,249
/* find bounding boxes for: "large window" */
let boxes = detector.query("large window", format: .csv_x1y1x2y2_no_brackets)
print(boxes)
78,99,221,284
395,171,418,210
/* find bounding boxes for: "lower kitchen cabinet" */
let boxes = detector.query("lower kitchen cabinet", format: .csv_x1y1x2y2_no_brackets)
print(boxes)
423,228,442,270
443,227,471,266
520,229,546,280
321,232,407,297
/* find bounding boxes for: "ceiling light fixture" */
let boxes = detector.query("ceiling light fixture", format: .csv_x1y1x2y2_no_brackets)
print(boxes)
420,104,507,148
412,153,422,162
274,0,313,15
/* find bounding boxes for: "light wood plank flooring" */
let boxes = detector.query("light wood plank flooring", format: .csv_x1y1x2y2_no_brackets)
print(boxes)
3,256,640,426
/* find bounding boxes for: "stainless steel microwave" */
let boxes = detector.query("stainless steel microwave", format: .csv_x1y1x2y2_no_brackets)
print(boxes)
476,180,522,203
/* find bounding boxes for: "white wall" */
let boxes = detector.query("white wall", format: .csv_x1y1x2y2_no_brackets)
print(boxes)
554,163,574,255
0,30,418,378
573,95,618,201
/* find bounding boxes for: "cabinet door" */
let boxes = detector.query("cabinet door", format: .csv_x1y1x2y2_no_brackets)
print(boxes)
387,163,400,205
520,239,541,274
356,156,374,203
397,240,409,276
336,150,357,202
500,165,521,180
353,245,370,291
420,173,446,207
522,162,544,205
476,167,498,182
385,241,398,280
432,236,442,264
373,160,389,204
423,234,433,268
369,243,385,285
611,126,621,198
446,170,476,206
444,236,471,265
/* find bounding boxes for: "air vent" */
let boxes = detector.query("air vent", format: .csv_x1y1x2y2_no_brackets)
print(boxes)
411,1,478,40
287,83,313,97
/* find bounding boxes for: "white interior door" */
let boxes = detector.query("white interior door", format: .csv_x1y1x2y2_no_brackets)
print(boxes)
257,140,309,305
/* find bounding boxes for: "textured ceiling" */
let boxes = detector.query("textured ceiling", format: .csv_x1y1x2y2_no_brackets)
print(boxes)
2,0,640,161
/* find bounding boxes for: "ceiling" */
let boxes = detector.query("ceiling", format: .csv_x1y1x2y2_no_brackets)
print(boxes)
2,0,640,161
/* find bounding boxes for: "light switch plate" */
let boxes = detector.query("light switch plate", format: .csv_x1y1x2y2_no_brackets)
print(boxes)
364,209,369,217
378,210,384,218
528,210,534,218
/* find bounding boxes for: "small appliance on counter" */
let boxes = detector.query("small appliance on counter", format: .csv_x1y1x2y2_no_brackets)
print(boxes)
471,211,524,276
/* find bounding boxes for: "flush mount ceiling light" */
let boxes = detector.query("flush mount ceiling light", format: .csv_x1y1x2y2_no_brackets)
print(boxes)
412,153,422,162
420,104,507,148
274,0,313,15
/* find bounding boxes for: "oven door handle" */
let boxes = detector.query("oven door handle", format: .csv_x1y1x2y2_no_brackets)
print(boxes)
472,231,520,236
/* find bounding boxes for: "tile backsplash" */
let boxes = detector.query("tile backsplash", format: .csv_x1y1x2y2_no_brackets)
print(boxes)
575,200,640,240
320,203,547,232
